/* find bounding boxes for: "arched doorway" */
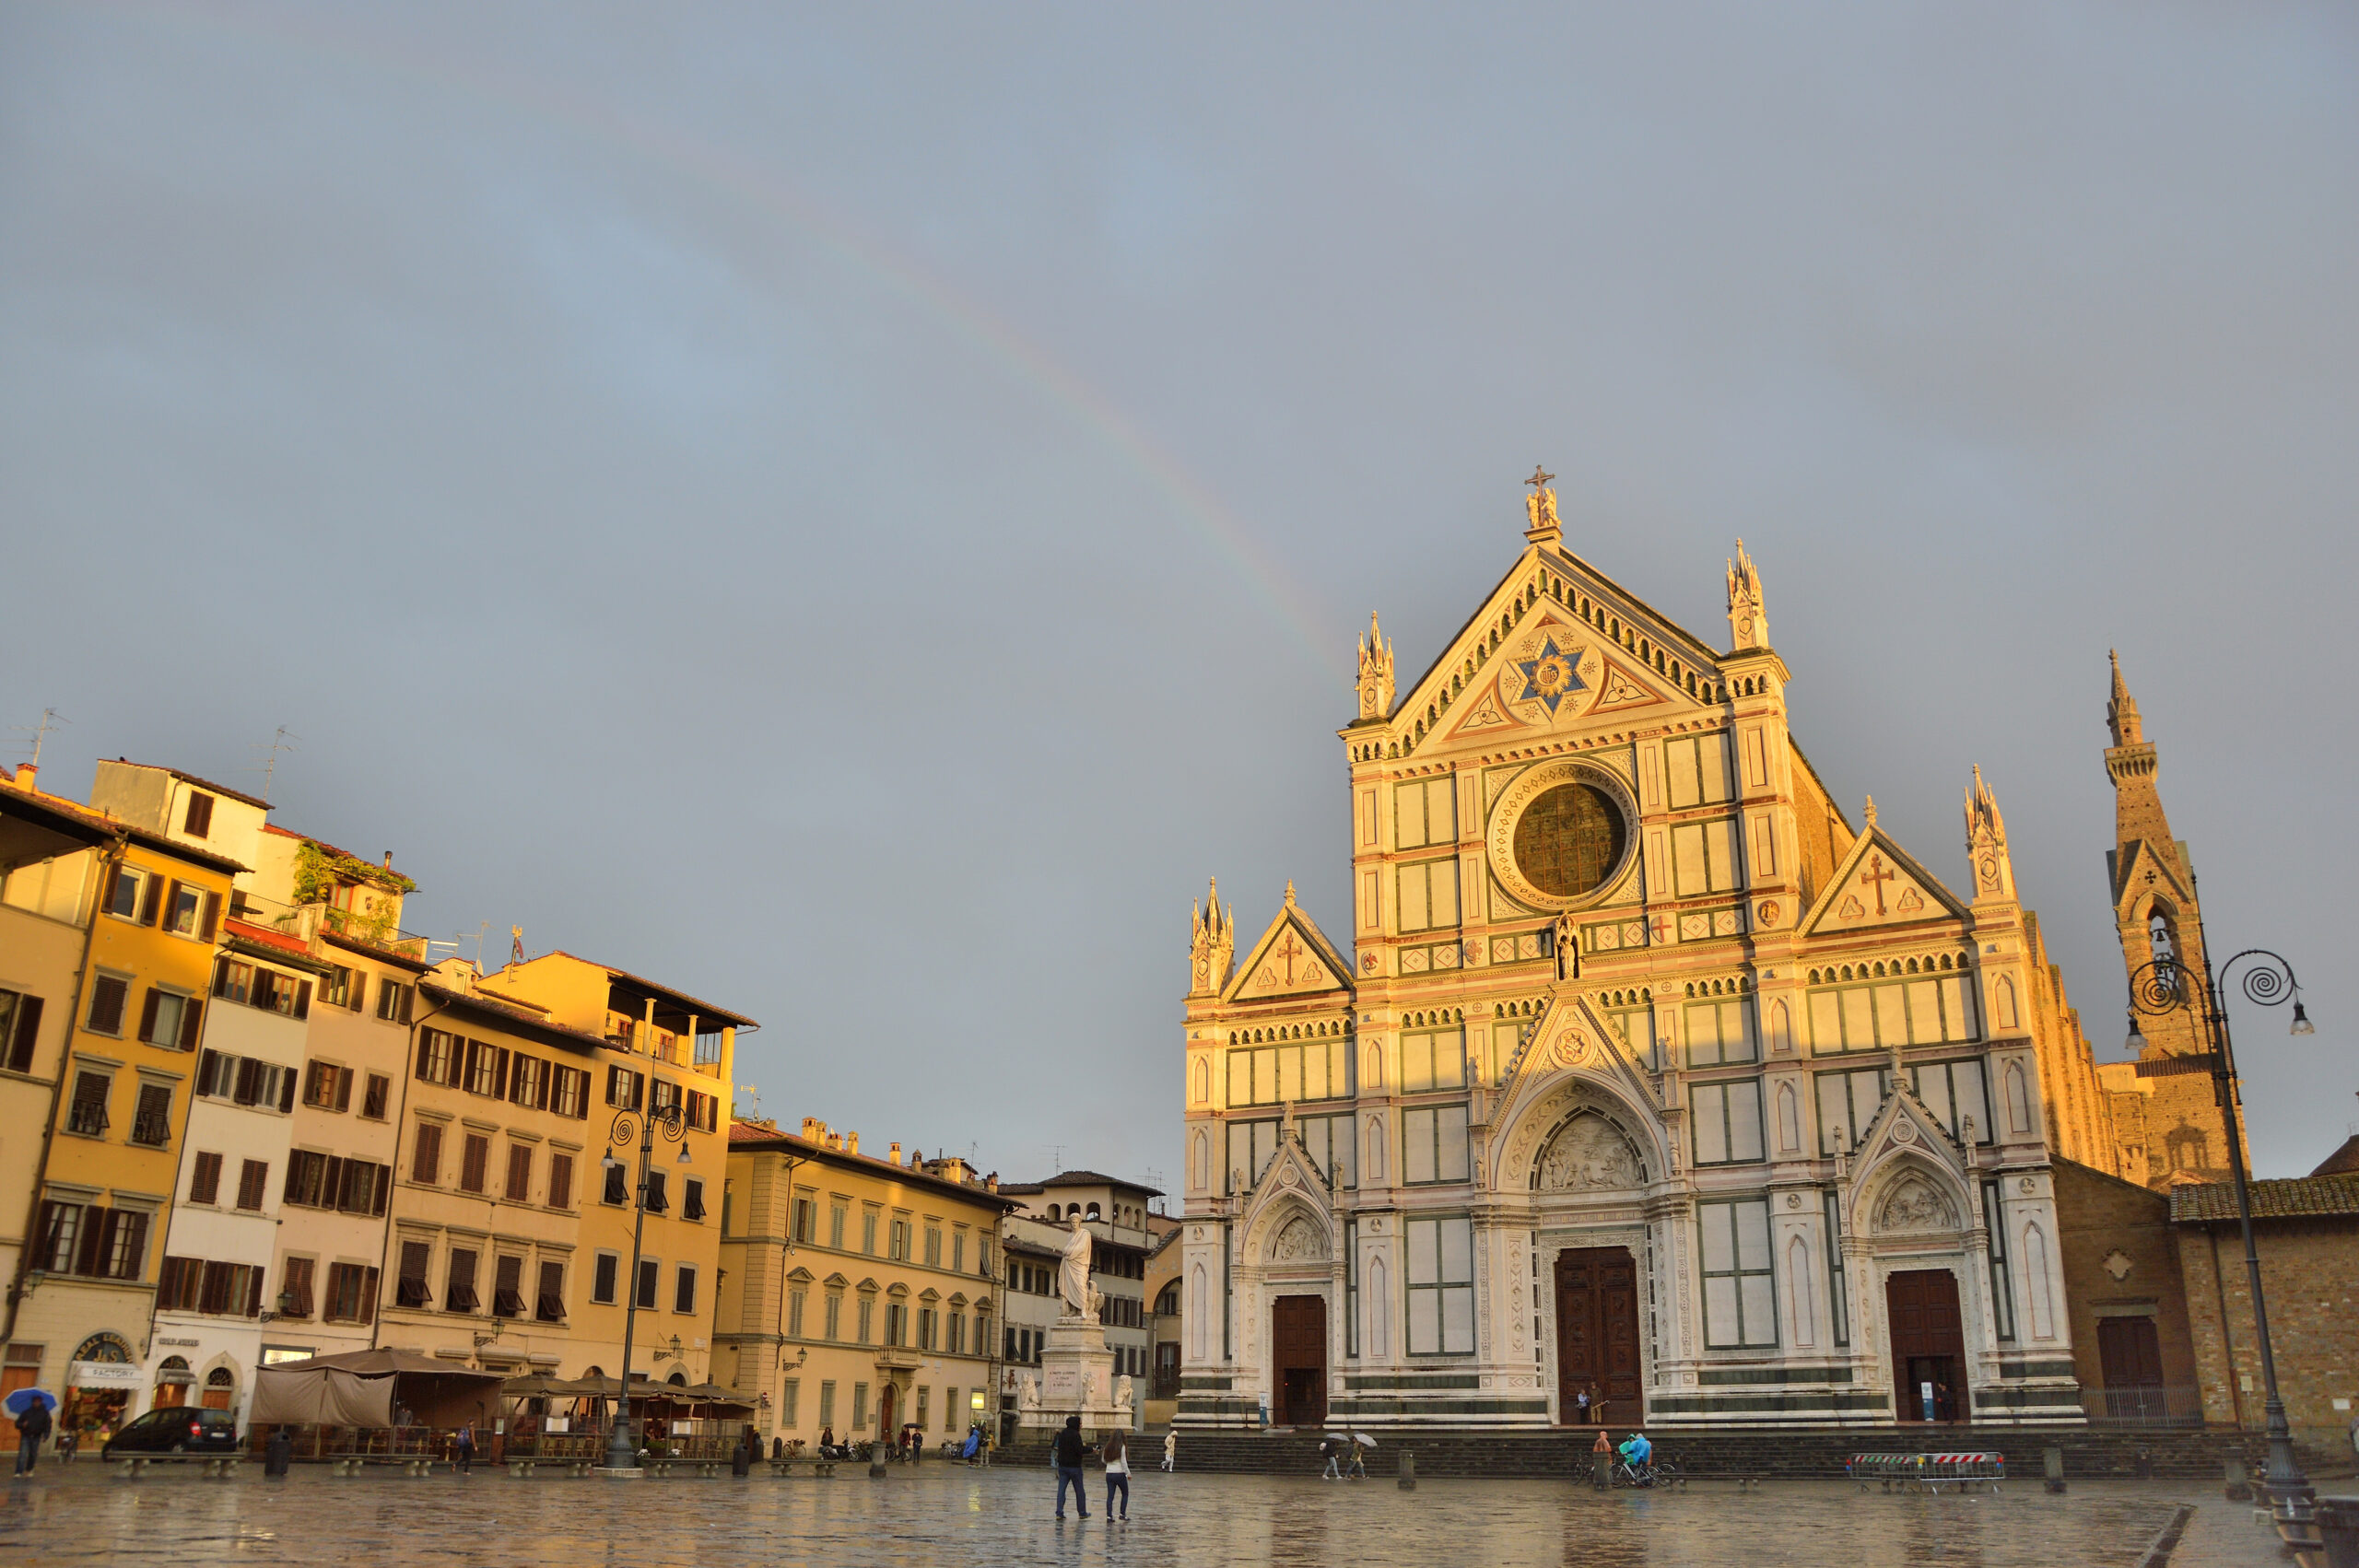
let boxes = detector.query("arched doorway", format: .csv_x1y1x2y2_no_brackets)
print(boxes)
1555,1248,1640,1425
1270,1296,1326,1426
201,1368,236,1410
1886,1269,1967,1422
64,1332,135,1443
153,1356,192,1410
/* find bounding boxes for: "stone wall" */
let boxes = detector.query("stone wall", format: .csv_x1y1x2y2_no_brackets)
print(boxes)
2050,1159,2200,1404
2175,1216,2359,1446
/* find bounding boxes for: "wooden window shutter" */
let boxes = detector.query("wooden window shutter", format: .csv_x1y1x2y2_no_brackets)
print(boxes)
245,1268,264,1317
233,1057,259,1106
334,1066,352,1113
278,1068,297,1114
137,989,162,1045
74,1206,108,1277
359,1266,378,1323
138,873,163,926
294,980,311,1021
162,882,183,929
102,861,123,917
7,995,41,1073
199,891,220,942
492,1047,511,1100
348,972,367,1012
176,998,203,1052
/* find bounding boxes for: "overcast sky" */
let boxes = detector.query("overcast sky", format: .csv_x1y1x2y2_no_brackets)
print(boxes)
4,3,2353,1183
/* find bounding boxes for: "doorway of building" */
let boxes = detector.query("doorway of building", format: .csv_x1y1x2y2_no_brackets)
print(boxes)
1555,1247,1641,1425
877,1382,896,1439
1885,1269,1967,1422
2096,1316,2166,1422
1270,1296,1327,1426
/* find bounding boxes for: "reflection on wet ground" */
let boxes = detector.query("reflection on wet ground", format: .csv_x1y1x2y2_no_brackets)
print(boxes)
0,1463,2279,1566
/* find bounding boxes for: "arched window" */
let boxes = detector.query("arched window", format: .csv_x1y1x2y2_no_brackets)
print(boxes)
1191,1059,1209,1106
1086,1203,1101,1221
1776,1082,1801,1153
1046,1204,1061,1222
2148,910,2175,964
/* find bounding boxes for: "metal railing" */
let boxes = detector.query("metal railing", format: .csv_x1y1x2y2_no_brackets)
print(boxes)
2079,1385,2206,1427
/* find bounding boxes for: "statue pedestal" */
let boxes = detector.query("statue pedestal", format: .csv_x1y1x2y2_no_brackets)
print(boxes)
1016,1314,1133,1439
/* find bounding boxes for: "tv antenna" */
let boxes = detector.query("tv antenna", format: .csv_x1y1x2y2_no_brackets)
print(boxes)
254,727,300,803
1047,1145,1065,1174
6,708,68,767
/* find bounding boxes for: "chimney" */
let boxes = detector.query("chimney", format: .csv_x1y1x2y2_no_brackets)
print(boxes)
801,1117,826,1142
826,1132,842,1152
888,1142,900,1165
382,851,393,869
987,1173,1000,1193
845,1130,859,1156
12,764,33,793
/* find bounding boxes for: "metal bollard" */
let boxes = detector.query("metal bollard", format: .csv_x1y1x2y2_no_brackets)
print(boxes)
2043,1446,2065,1495
868,1445,887,1480
1397,1446,1416,1491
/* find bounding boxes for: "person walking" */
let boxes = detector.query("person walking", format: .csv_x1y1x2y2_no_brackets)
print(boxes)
11,1399,51,1477
1345,1437,1367,1480
454,1421,476,1475
1161,1430,1176,1472
1101,1426,1131,1521
1051,1415,1091,1519
1320,1434,1341,1480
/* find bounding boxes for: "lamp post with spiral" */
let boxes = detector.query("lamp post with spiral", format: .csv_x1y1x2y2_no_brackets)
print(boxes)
2123,942,2316,1527
599,1102,692,1474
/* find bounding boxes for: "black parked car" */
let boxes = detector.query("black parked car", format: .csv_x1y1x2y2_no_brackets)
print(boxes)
101,1406,240,1458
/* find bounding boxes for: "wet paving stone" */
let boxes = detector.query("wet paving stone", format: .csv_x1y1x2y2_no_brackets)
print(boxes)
0,1462,2283,1566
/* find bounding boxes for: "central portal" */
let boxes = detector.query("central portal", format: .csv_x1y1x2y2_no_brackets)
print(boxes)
1270,1295,1328,1427
1555,1246,1640,1424
1885,1268,1968,1422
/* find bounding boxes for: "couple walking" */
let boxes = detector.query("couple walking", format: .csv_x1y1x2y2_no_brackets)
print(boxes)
1050,1415,1133,1521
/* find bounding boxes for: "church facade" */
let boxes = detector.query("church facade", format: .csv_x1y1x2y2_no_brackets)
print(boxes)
1175,481,2123,1432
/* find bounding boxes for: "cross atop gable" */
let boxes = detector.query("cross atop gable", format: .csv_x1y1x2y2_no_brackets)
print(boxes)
1224,891,1355,1004
1802,824,1966,937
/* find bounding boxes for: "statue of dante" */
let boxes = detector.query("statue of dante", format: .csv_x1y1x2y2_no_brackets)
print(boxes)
1059,1213,1097,1318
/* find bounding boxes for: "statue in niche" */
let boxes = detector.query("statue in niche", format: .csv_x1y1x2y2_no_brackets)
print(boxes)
1553,909,1579,982
1535,1114,1644,1192
1272,1215,1323,1263
1877,1177,1954,1232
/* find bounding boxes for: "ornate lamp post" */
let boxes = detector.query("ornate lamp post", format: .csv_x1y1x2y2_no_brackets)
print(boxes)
2124,942,2317,1530
599,1102,691,1473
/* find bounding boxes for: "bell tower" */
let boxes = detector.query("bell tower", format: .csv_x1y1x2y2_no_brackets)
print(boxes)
2104,652,2238,1188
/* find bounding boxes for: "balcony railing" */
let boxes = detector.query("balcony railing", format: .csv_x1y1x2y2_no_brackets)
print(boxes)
229,891,431,962
2078,1385,2206,1427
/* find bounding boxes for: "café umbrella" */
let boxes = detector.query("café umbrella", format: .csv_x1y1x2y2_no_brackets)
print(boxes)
3,1388,56,1418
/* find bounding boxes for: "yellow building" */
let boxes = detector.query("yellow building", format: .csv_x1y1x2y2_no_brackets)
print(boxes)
473,953,748,1390
718,1118,1009,1448
375,962,604,1388
0,763,243,1440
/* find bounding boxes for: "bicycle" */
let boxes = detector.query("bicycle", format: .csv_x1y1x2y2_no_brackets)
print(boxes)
1610,1454,1683,1489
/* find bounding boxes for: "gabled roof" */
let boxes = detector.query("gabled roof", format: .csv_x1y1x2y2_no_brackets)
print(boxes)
2171,1173,2359,1223
545,950,757,1030
1027,1169,1164,1197
1221,891,1354,1005
1800,817,1967,939
0,782,247,875
108,760,271,811
725,1119,1018,1211
2310,1135,2359,1178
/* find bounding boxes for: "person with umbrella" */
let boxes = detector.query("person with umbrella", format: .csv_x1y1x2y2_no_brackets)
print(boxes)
7,1389,55,1478
1347,1432,1374,1480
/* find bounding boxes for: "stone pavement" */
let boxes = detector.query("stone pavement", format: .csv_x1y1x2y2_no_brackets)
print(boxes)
0,1463,2285,1566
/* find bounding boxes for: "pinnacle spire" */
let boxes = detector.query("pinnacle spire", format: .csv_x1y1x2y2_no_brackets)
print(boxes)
2107,649,2142,747
1726,538,1769,649
1356,612,1396,720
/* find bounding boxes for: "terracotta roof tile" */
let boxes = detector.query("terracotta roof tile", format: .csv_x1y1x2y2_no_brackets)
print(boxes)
2169,1173,2359,1223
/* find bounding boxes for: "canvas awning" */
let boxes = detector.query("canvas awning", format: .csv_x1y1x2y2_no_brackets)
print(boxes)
251,1348,503,1427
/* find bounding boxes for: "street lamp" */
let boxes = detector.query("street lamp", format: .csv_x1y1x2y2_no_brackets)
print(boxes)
600,1102,691,1473
2124,942,2317,1538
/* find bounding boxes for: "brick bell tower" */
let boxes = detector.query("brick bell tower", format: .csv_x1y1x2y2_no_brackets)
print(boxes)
2105,651,2242,1188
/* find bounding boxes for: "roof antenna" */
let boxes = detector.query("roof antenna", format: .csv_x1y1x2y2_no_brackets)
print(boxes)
1049,1145,1065,1174
6,708,68,767
254,727,300,804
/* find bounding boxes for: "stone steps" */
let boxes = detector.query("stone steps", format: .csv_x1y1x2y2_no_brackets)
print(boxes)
1091,1425,2327,1481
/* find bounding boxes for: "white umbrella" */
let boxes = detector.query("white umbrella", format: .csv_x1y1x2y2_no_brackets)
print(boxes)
1352,1432,1379,1447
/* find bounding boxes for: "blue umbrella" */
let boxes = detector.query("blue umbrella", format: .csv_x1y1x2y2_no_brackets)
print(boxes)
3,1388,55,1418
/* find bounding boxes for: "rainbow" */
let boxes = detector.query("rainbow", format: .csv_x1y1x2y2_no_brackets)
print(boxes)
76,0,1350,676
